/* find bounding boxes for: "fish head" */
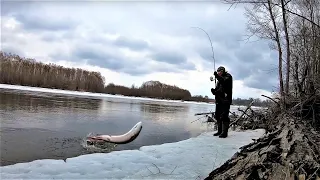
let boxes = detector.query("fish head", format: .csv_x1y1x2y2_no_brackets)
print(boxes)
132,121,142,133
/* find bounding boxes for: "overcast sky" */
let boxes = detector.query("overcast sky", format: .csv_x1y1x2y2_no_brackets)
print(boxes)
1,0,279,99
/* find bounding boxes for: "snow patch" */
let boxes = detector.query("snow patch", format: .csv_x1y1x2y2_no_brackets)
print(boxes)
0,129,265,179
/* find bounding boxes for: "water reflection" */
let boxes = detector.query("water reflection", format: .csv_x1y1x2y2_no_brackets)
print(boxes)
98,99,141,115
0,89,102,111
138,103,190,127
140,103,188,114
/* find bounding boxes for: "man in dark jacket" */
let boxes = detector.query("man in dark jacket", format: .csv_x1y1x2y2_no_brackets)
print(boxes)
210,66,233,138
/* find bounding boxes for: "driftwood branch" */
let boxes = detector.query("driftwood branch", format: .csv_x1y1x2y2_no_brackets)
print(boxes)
195,112,215,116
238,109,251,117
230,100,254,127
191,116,208,123
206,116,217,123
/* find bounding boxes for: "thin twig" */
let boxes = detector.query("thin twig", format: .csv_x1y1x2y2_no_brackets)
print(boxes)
306,167,319,180
191,115,208,123
261,94,281,106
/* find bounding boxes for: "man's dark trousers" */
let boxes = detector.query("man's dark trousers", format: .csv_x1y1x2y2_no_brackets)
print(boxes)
214,103,230,137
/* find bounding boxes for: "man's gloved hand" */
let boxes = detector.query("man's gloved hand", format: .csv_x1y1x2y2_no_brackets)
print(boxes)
211,88,216,95
210,76,214,81
214,71,219,78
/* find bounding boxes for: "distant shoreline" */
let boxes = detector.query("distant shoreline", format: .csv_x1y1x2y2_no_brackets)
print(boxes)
0,83,266,110
0,83,213,105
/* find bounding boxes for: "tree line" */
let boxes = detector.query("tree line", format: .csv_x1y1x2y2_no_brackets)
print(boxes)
104,81,195,101
0,52,105,93
233,97,272,107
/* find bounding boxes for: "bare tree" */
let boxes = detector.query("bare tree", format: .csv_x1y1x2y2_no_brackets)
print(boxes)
224,0,319,108
280,0,291,95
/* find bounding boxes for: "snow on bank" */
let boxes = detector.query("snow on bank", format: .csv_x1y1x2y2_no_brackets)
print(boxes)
0,129,265,180
0,84,211,105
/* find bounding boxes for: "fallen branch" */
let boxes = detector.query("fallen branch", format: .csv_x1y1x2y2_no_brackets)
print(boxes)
261,94,280,106
237,108,251,117
229,100,254,127
195,112,215,116
191,116,209,123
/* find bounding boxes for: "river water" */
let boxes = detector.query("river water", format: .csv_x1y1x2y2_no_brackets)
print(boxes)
0,87,229,166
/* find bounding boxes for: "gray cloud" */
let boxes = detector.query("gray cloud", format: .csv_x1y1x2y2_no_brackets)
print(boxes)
181,62,196,70
200,30,243,50
122,59,195,76
49,44,186,76
153,65,181,73
238,66,278,91
1,1,34,16
50,53,69,62
232,43,278,91
0,46,25,57
150,51,187,65
235,45,262,63
72,46,124,71
41,33,65,42
198,46,233,66
149,50,196,70
243,70,279,91
232,44,264,79
113,36,149,51
13,14,77,31
48,45,124,71
122,67,151,76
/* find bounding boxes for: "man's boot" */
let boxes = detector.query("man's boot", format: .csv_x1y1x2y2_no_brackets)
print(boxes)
213,120,222,136
219,121,229,138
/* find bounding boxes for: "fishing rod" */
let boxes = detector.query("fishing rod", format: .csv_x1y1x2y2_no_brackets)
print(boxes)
190,26,217,87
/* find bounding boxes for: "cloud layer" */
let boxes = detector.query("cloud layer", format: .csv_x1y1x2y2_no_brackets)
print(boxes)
1,1,278,98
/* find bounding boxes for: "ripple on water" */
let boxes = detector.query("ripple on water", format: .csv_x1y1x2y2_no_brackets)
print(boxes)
80,133,117,153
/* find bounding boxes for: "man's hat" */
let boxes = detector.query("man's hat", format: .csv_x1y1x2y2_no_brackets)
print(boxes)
217,66,225,72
